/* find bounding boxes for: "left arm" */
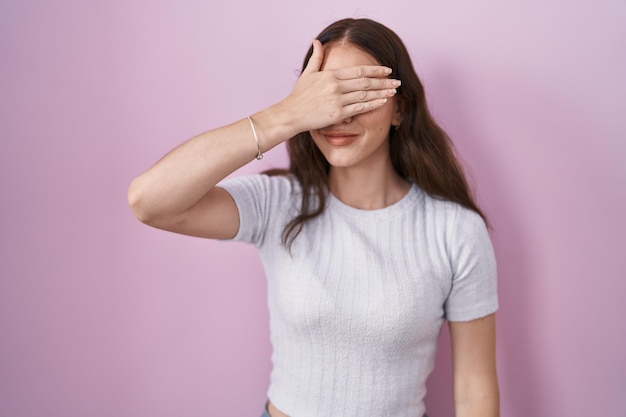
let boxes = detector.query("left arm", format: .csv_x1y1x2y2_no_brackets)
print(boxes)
449,313,499,417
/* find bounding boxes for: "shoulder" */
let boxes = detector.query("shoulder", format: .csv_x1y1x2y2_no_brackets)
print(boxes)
219,172,299,191
429,197,494,275
217,174,302,245
412,188,490,250
415,188,484,227
418,187,485,226
219,173,301,202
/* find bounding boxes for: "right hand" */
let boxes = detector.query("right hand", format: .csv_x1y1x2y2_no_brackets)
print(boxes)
278,39,400,134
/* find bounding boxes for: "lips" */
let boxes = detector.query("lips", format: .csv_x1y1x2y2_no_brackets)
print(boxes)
320,131,359,146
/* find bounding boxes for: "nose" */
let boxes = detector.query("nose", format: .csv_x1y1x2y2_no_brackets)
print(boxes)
327,116,352,129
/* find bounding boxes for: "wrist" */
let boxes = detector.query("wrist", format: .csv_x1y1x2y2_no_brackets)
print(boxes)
252,102,303,148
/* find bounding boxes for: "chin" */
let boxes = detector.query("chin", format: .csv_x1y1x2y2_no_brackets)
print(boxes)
319,152,358,168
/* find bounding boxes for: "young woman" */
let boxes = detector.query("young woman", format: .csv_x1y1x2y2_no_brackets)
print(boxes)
128,18,499,417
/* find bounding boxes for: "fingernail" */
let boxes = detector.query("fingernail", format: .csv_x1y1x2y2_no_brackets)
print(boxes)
384,67,392,74
393,80,401,87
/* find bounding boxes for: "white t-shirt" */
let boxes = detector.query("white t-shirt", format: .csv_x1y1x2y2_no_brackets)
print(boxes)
220,174,498,417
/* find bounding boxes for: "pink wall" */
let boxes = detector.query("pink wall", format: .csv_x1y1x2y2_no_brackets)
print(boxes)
1,1,624,416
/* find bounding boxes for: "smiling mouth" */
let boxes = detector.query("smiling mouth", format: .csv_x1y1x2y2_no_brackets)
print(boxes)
321,132,359,146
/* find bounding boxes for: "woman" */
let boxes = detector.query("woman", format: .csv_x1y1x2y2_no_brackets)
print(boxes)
128,18,499,417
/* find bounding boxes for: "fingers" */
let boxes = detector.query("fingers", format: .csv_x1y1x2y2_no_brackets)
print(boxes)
334,65,392,80
334,74,399,119
342,87,398,105
337,76,401,94
342,98,391,117
302,39,324,75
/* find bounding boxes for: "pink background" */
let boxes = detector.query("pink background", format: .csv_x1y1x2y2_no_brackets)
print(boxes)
1,1,624,416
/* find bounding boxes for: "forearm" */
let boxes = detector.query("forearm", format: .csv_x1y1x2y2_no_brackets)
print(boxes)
449,315,499,417
127,105,295,223
453,373,500,417
128,38,398,225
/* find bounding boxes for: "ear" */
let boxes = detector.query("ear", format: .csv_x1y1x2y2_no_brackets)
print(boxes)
391,101,402,127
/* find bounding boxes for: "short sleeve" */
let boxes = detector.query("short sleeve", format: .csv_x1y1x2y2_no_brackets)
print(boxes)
444,207,498,322
218,174,296,247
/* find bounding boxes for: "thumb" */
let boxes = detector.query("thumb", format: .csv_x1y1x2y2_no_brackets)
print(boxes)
302,39,324,75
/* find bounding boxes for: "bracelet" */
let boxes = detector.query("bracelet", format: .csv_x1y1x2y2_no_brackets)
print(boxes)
247,116,263,160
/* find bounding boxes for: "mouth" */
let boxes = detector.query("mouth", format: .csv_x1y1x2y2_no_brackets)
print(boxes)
320,131,359,146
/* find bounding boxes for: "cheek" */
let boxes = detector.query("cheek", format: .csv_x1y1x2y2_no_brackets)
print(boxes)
309,131,321,145
359,111,394,134
309,132,327,153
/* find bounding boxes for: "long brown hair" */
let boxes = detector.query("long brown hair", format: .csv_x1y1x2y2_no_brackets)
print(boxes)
266,18,487,248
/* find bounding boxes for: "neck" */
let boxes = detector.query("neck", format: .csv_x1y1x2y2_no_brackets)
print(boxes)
328,161,411,210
